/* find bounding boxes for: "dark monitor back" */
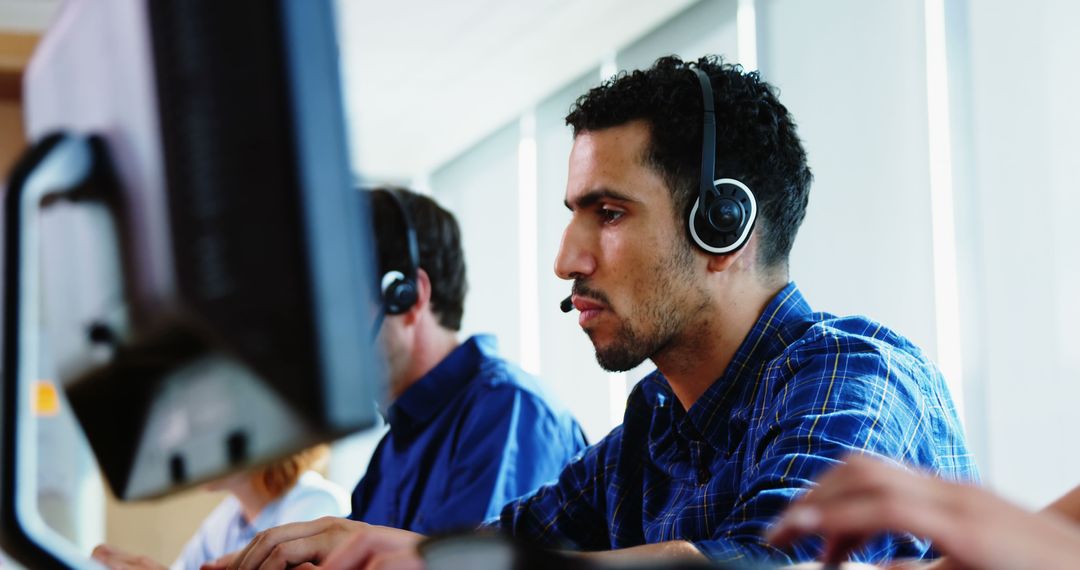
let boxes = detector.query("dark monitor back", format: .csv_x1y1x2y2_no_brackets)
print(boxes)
15,0,384,502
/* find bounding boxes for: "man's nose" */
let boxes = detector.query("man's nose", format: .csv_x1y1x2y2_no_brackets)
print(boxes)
554,218,595,281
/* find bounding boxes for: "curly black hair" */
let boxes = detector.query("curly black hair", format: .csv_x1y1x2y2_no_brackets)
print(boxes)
368,187,468,331
565,55,812,272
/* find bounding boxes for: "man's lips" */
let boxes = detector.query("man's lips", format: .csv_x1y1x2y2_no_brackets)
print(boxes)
572,295,608,326
572,295,606,311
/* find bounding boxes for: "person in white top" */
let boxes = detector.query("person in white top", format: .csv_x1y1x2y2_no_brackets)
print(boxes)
93,446,348,570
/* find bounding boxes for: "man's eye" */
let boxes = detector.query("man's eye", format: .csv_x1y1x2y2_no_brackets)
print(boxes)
599,207,624,223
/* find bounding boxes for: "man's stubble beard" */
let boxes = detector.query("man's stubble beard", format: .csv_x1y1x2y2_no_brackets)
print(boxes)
589,237,704,372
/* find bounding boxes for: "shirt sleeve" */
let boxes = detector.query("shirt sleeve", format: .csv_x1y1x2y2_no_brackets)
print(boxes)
693,337,936,564
481,428,616,551
170,531,208,570
170,499,236,570
418,383,586,533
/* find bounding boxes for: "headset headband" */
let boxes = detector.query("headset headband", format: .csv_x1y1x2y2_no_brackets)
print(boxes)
693,66,718,203
385,189,419,281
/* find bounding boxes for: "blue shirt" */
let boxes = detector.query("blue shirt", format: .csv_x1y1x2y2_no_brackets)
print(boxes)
488,283,977,565
349,334,588,533
170,471,349,570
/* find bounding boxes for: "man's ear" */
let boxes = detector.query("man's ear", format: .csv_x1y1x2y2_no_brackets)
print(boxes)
404,268,433,325
705,233,754,273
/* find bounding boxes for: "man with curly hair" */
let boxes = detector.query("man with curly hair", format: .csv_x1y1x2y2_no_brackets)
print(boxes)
220,56,976,569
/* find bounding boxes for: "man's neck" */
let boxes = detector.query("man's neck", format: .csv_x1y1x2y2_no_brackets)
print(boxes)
652,279,785,412
391,323,460,399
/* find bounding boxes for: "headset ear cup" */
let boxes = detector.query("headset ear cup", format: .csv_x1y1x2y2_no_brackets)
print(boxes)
687,178,758,254
387,281,418,315
380,190,421,316
381,270,418,315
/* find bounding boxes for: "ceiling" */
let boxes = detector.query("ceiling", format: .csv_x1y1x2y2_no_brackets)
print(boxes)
1,0,697,180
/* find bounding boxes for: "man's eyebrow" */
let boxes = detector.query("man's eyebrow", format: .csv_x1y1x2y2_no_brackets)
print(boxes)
564,188,639,211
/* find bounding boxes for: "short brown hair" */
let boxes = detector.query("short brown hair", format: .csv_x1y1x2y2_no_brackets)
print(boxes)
251,444,330,499
368,187,468,330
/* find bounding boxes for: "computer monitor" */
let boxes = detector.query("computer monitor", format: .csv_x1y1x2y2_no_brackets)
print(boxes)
1,0,384,567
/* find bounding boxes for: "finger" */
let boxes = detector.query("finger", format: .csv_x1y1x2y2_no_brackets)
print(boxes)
92,544,128,563
324,528,412,570
822,533,872,566
886,560,936,570
772,457,901,544
768,504,823,547
772,493,898,554
110,559,163,570
774,459,947,548
255,535,337,570
813,493,941,557
91,545,141,568
914,557,967,570
232,519,336,570
202,550,238,570
322,532,382,570
804,455,901,506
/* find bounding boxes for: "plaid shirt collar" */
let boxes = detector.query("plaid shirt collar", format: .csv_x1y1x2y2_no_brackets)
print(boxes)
652,282,812,452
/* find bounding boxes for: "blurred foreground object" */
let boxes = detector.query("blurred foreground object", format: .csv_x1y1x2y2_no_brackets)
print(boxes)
1,0,385,567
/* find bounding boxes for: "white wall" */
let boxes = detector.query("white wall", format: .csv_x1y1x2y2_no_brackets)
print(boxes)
0,0,59,31
618,0,739,72
953,0,1080,507
758,0,939,369
430,123,523,364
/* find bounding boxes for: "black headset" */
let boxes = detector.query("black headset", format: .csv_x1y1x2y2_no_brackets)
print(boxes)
380,189,420,315
688,66,757,254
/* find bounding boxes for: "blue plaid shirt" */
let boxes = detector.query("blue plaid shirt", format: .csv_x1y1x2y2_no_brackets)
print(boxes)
486,283,977,565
